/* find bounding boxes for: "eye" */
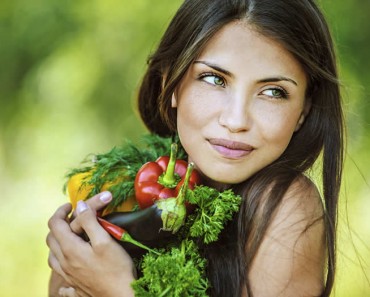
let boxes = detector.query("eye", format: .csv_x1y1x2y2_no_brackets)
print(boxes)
199,73,226,87
261,87,289,99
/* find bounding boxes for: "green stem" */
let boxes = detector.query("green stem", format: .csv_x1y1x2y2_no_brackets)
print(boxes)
158,286,172,297
176,162,194,206
121,233,161,255
159,143,179,187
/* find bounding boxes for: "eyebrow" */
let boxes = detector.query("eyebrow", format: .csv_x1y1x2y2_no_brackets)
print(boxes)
194,60,298,86
193,60,233,77
258,76,298,86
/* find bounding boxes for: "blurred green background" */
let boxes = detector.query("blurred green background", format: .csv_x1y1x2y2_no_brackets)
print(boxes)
0,0,369,296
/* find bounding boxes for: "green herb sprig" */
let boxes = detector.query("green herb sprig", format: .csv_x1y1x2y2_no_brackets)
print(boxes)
186,186,242,244
132,240,209,297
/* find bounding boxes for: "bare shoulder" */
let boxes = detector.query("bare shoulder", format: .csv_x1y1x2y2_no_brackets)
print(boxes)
249,175,325,297
278,175,323,225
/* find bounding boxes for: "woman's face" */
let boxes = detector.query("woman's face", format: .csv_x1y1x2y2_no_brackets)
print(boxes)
173,22,308,187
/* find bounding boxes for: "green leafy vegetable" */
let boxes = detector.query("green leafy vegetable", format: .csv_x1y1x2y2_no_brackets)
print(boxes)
186,186,242,244
132,240,209,297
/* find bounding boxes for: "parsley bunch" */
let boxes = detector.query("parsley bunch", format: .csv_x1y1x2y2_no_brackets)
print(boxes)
132,186,242,296
186,186,242,244
132,240,208,297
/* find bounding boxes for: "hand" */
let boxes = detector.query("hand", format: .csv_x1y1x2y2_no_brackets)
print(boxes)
47,192,136,297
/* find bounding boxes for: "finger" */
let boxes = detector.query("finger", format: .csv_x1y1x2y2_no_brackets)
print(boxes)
48,251,63,276
48,203,73,239
48,203,73,226
46,230,66,261
70,192,112,234
58,287,77,297
46,232,65,273
59,287,90,297
73,201,112,248
48,204,92,259
86,191,112,212
48,252,72,284
48,204,83,245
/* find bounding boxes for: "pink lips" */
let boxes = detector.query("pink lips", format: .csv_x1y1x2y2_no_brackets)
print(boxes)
208,138,254,159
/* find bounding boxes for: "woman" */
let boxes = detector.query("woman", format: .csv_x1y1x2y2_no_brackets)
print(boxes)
47,0,344,296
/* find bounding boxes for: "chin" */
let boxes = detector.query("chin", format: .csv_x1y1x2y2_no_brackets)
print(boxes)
194,161,252,187
203,172,247,188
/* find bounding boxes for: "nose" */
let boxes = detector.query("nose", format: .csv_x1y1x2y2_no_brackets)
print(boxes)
218,92,250,133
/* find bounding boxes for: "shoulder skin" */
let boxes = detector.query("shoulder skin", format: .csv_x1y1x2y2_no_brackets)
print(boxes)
248,175,325,297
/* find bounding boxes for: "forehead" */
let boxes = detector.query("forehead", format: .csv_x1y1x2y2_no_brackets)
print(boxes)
196,21,307,85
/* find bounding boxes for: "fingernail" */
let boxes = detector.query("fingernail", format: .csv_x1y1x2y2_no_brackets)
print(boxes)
77,200,88,214
100,191,112,203
59,287,75,296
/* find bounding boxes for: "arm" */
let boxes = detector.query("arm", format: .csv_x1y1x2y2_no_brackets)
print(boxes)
248,176,326,297
47,193,136,297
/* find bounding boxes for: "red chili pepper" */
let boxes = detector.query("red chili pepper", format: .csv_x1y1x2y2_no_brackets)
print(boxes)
97,217,160,255
134,143,201,209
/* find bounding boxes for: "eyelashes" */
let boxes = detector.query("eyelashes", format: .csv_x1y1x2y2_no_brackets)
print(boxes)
198,72,290,100
198,72,226,87
260,86,290,99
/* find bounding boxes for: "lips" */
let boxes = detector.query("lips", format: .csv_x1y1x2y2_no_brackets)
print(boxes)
208,138,254,159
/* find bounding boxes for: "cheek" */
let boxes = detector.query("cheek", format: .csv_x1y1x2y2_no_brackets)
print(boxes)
176,89,217,131
259,110,299,152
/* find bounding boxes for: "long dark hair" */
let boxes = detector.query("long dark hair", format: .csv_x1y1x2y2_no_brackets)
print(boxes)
137,0,344,296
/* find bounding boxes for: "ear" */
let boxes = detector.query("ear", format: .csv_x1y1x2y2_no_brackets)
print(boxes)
294,114,306,132
294,99,312,132
161,70,178,108
161,73,167,91
171,93,177,108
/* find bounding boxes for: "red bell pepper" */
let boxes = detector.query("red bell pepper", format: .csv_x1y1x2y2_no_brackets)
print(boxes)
134,143,201,209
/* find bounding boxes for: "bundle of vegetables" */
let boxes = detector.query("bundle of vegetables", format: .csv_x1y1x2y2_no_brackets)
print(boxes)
64,134,241,296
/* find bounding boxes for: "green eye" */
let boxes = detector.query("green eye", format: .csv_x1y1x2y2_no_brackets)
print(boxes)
261,87,288,99
213,76,224,86
272,89,282,97
201,74,226,87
